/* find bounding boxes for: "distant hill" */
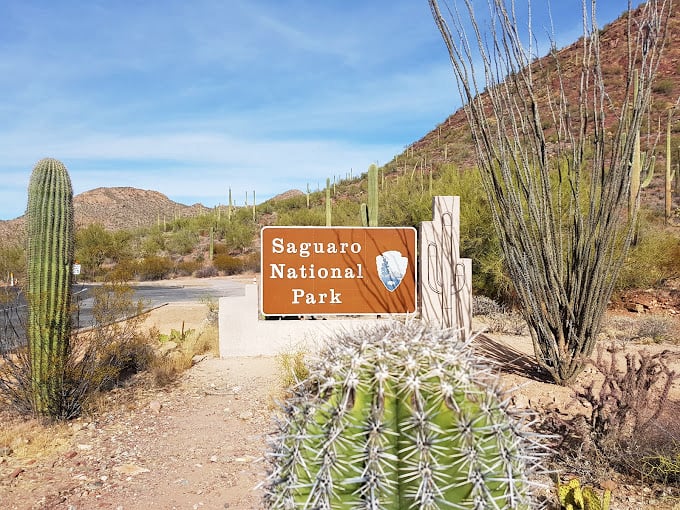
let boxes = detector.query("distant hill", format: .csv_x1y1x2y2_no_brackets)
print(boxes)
0,187,211,245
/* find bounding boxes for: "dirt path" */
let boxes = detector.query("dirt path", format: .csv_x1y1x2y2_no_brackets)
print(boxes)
1,356,278,510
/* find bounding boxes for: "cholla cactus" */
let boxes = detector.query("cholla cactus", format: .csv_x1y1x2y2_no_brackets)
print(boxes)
264,321,547,509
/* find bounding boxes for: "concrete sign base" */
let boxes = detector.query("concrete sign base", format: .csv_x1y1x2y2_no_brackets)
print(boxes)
219,284,391,357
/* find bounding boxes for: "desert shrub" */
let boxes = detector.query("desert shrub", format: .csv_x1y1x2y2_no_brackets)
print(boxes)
194,265,218,278
241,251,260,272
213,253,242,275
635,316,674,343
275,207,325,226
136,255,173,281
617,222,680,290
640,449,680,485
150,326,217,386
544,344,680,487
200,296,219,325
150,351,192,387
104,258,136,282
175,259,202,276
75,223,114,280
601,314,675,344
481,311,528,336
221,215,257,253
653,78,674,94
0,244,25,285
165,229,198,255
472,295,506,316
140,229,165,256
212,242,229,255
276,348,309,391
0,282,156,419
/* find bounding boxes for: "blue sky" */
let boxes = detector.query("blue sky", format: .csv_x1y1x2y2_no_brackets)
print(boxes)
0,1,635,220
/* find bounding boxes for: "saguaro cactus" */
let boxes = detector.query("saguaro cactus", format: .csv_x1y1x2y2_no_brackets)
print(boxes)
325,178,332,226
666,109,676,224
26,158,75,417
361,164,379,226
265,322,546,509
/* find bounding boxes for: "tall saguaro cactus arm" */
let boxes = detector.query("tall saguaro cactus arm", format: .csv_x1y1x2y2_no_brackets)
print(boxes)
26,158,75,417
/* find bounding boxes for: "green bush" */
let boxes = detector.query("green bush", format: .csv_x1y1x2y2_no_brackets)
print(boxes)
213,253,242,275
165,229,198,255
275,207,325,226
0,244,25,285
140,229,165,256
175,259,202,276
241,251,260,272
76,223,114,280
136,256,173,281
653,78,674,94
617,222,680,290
104,258,136,282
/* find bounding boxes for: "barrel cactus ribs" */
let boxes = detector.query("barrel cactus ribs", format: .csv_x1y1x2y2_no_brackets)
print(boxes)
264,321,548,509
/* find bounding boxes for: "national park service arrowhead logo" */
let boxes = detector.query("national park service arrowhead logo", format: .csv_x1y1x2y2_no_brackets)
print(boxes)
376,250,408,292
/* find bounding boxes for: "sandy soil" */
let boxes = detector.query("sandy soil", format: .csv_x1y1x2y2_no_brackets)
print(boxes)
1,279,679,509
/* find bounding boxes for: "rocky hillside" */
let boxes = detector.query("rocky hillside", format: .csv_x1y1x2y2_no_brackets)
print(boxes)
385,2,680,206
0,187,211,245
72,187,210,230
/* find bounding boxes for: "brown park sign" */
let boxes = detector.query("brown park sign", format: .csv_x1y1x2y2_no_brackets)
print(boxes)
260,226,417,316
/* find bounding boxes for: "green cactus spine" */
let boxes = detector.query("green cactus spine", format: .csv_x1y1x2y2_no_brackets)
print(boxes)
26,158,75,417
265,322,546,509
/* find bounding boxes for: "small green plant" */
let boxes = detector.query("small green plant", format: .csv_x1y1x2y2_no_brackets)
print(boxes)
213,253,243,274
275,348,309,391
556,477,611,510
136,255,173,280
158,323,194,344
641,449,680,485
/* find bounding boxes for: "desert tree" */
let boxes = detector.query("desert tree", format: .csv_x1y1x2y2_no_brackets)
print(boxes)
428,0,671,384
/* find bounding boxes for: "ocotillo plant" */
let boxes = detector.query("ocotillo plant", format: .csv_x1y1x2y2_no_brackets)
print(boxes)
264,322,547,509
26,158,75,417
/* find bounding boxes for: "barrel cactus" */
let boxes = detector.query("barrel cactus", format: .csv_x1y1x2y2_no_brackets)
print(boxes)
264,321,547,509
26,157,74,417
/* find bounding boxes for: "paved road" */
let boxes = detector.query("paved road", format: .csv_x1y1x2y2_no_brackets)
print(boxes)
1,278,246,350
